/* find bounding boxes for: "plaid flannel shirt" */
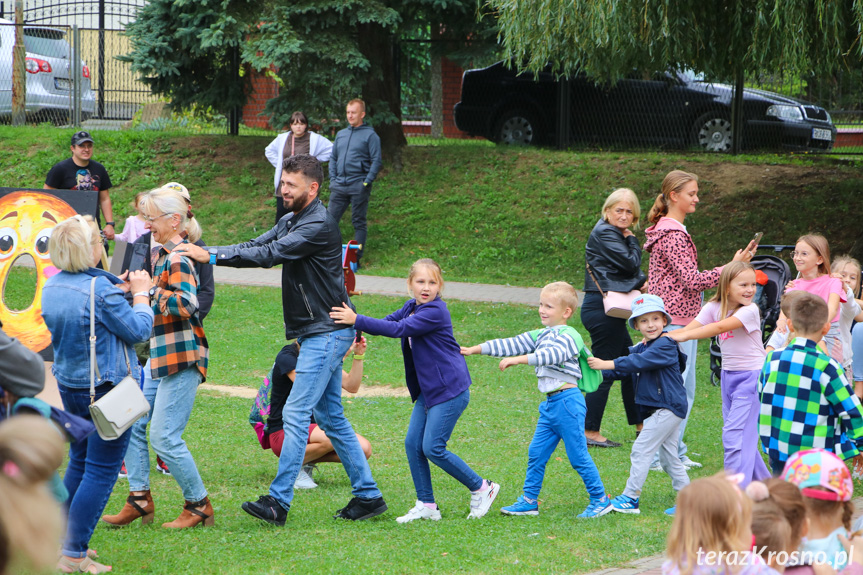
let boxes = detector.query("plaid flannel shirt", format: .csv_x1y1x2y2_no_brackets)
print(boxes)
149,233,209,381
758,337,863,463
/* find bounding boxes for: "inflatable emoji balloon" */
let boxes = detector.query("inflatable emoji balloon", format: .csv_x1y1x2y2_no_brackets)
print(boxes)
0,191,77,353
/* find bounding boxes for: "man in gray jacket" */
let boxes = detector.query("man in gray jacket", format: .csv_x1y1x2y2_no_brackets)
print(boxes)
327,98,382,267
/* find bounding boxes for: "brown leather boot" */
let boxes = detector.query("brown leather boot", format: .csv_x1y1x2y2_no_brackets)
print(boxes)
101,491,155,526
161,497,214,529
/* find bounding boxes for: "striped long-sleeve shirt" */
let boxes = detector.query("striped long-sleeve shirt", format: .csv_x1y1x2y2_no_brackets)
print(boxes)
480,325,583,393
149,234,209,381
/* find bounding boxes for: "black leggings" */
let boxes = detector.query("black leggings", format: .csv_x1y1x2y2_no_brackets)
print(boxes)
580,291,643,431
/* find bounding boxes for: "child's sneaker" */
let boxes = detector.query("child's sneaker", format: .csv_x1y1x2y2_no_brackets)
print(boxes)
156,456,171,476
664,505,676,516
396,501,442,523
680,455,702,469
609,494,640,514
467,480,500,519
294,468,318,490
577,494,613,518
649,460,665,473
500,495,539,516
852,454,863,481
118,461,128,479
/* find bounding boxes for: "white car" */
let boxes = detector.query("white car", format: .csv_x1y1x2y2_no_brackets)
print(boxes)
0,19,96,123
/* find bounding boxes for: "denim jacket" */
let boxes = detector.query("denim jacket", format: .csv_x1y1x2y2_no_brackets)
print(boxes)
42,267,154,389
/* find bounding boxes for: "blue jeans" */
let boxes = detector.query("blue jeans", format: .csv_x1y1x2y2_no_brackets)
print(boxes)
523,388,605,501
652,324,697,464
126,364,207,502
405,389,482,503
125,359,158,492
269,328,380,509
327,182,371,259
59,383,131,558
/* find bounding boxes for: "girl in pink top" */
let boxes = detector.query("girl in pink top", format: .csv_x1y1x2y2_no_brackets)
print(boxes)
115,191,148,244
643,170,756,468
778,235,846,365
669,262,770,486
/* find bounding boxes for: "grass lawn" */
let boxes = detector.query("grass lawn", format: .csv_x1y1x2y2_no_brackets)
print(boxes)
1,126,861,289
80,286,724,574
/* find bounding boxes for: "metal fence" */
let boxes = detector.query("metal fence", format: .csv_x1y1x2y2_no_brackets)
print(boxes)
3,1,862,154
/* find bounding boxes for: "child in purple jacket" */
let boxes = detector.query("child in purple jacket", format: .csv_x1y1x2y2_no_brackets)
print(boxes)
330,258,499,523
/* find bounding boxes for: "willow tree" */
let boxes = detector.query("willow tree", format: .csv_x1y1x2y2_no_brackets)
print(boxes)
486,0,863,153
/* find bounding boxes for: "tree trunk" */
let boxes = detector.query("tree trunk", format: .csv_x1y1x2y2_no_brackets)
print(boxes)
358,23,406,171
11,1,26,126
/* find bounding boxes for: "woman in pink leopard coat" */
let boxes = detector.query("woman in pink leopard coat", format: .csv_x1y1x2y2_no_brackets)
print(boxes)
643,170,756,471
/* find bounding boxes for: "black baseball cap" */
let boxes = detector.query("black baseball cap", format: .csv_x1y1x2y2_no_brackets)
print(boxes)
71,131,94,146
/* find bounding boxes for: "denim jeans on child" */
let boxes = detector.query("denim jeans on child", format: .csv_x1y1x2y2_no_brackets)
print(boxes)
59,383,131,558
125,363,207,502
523,387,605,500
269,328,381,509
405,389,482,503
652,324,697,465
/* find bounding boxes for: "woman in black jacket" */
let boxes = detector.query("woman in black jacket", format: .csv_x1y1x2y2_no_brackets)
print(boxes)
582,188,646,447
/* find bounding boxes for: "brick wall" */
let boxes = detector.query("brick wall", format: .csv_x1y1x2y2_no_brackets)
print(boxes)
243,65,278,130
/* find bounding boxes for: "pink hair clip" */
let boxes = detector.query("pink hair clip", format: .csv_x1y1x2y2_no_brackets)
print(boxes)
2,461,20,478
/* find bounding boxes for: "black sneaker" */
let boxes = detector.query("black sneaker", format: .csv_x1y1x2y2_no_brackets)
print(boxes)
242,495,288,526
333,496,387,520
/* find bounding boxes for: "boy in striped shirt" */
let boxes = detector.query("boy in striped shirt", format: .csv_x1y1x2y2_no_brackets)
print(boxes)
461,282,611,518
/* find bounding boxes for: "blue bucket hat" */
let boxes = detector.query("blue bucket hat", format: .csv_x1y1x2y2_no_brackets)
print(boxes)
628,294,673,329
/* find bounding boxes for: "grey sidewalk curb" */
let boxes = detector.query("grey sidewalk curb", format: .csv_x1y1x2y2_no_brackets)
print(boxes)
213,266,548,305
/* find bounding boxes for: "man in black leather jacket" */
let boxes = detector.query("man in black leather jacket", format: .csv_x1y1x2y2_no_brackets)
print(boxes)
175,154,386,526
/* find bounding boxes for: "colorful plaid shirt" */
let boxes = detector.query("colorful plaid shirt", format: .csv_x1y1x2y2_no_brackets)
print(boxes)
149,233,209,381
758,337,863,463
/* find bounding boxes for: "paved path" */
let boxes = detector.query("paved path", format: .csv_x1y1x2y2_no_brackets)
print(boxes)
213,266,544,305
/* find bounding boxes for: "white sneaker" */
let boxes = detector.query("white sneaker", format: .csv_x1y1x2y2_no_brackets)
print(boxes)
680,456,703,469
294,468,318,489
396,500,442,523
649,461,665,473
467,481,500,519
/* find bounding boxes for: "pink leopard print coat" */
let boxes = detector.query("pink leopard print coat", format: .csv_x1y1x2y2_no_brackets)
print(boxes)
643,218,722,325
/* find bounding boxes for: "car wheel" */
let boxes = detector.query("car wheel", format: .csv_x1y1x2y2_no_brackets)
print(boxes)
693,112,733,153
495,110,537,145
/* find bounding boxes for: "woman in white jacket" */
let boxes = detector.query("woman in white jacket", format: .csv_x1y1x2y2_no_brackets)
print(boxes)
264,111,334,223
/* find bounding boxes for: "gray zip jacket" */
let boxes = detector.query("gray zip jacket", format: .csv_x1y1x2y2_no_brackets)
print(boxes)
328,123,383,187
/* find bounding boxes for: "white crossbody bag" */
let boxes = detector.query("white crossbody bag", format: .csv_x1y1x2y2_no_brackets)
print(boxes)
88,277,151,441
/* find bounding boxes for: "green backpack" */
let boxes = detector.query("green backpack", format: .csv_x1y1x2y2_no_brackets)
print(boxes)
559,326,602,394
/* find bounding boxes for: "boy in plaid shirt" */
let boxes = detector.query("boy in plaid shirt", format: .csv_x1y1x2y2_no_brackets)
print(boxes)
758,292,863,475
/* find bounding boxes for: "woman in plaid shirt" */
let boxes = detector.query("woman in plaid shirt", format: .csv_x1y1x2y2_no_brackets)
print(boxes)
103,187,212,530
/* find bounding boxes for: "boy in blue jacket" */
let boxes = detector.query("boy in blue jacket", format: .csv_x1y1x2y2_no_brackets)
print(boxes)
587,294,689,516
461,282,612,519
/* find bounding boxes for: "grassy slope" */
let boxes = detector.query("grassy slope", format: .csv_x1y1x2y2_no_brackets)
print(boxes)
1,125,861,288
1,126,857,572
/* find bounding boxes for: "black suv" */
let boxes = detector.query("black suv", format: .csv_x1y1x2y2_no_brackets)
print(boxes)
454,62,836,152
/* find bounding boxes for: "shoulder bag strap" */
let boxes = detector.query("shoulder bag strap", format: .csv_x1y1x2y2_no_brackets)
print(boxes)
89,277,100,405
585,264,608,299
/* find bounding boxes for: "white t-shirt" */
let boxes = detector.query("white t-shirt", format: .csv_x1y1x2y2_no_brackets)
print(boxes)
695,302,766,371
839,286,861,370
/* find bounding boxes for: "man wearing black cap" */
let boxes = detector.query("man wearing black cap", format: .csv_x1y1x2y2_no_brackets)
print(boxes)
44,131,116,240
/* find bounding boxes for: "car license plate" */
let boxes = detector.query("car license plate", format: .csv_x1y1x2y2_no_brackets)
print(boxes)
55,78,72,91
812,128,832,141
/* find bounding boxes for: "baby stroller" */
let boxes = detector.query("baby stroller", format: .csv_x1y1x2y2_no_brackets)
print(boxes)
708,245,794,386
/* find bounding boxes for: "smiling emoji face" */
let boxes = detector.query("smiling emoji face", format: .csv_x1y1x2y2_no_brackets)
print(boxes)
0,191,78,353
